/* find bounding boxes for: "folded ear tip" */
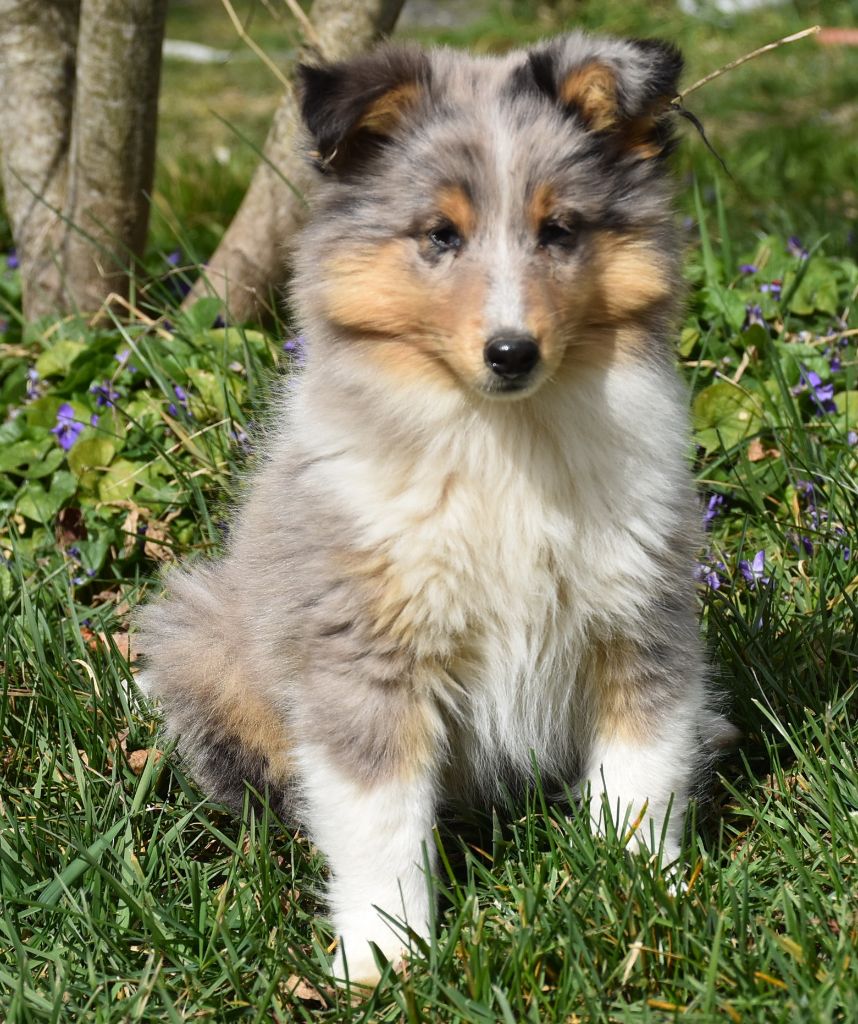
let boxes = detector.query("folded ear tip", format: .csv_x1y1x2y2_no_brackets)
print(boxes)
629,37,685,92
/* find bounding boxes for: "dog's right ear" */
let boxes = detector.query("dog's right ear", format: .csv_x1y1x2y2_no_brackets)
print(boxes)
297,46,431,173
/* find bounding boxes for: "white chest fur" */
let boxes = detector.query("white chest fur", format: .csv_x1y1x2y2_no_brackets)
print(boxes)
292,359,693,773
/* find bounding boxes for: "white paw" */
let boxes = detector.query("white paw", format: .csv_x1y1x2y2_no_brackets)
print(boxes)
332,933,407,989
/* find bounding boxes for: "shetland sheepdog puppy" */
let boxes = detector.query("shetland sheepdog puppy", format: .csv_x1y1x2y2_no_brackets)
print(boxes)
136,32,733,985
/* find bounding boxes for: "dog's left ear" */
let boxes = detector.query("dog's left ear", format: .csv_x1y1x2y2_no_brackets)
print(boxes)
521,35,683,160
297,45,431,173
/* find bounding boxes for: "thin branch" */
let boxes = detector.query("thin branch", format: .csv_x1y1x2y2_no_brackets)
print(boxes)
280,0,323,53
674,25,821,103
219,0,291,90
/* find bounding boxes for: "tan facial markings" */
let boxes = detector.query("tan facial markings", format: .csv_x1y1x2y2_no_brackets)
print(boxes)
526,181,557,236
320,197,671,391
435,184,477,239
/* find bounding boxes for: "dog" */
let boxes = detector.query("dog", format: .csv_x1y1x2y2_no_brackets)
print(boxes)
136,31,733,986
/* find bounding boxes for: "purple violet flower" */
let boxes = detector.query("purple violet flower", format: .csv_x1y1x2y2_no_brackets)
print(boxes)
739,263,758,275
703,493,725,528
51,404,84,451
830,354,842,372
90,413,100,427
787,236,809,260
114,349,138,374
173,384,188,404
848,431,858,447
166,249,181,267
25,367,41,402
739,550,770,587
744,304,766,329
90,380,120,407
6,249,19,270
793,368,836,415
760,280,782,299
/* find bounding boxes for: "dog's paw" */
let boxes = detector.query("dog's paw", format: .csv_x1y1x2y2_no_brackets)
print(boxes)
331,935,407,990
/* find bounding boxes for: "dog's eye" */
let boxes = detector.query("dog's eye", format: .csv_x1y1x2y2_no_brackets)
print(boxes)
427,223,463,253
538,218,579,250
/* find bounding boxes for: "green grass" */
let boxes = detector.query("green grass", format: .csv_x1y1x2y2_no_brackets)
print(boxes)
2,1,858,1020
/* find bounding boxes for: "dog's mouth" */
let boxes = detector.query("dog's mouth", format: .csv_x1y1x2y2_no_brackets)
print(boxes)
477,374,542,399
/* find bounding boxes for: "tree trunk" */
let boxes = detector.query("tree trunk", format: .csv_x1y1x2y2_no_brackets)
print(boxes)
0,0,167,320
184,0,406,324
0,1,79,319
64,0,168,311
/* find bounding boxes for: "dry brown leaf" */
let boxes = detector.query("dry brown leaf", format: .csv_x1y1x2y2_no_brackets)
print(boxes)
56,507,88,547
747,438,781,462
282,975,329,1008
127,748,162,775
143,519,176,562
120,507,141,557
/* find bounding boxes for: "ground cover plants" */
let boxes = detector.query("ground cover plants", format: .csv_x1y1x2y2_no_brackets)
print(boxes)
1,1,856,1021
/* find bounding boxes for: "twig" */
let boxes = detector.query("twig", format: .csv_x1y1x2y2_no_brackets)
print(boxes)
674,25,821,103
281,0,324,53
219,0,291,90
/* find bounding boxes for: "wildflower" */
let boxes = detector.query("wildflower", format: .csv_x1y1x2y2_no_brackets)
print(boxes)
90,413,99,427
114,349,138,374
695,559,726,591
25,367,41,402
793,367,836,415
166,249,181,267
830,354,842,372
213,314,225,329
739,550,769,587
744,304,766,329
90,380,120,407
739,263,757,274
800,536,814,557
848,431,857,447
787,236,809,260
168,383,190,418
6,249,19,270
759,280,782,299
50,404,84,451
703,493,724,528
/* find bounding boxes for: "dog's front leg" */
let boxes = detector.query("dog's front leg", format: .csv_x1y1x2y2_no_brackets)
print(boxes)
581,633,707,866
297,742,438,985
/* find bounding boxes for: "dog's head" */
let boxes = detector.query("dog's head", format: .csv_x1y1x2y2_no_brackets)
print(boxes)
294,33,683,401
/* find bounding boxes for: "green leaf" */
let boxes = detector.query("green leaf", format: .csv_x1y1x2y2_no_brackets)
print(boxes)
693,380,763,452
17,481,63,524
68,438,117,477
23,447,66,481
700,284,747,332
35,341,87,378
0,438,52,473
98,458,139,502
679,326,700,357
181,296,223,333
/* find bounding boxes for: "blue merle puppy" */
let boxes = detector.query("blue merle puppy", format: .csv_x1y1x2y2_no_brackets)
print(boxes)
136,32,734,985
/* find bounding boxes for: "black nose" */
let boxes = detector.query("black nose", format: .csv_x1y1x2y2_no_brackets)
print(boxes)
483,333,541,381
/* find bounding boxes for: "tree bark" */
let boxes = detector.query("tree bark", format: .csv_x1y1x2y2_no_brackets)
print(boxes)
0,1,79,319
0,0,167,320
64,0,168,311
184,0,406,324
